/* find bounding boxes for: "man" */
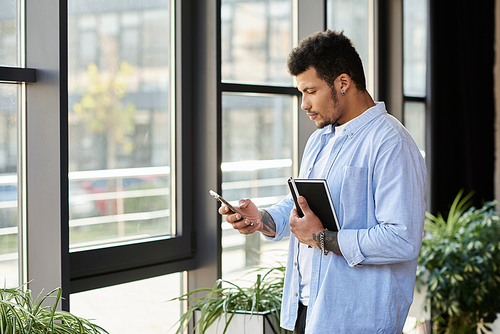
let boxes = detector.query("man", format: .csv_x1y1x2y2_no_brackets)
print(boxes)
220,30,426,333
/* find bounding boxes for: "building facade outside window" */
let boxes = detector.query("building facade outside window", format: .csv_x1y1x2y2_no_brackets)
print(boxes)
68,1,174,250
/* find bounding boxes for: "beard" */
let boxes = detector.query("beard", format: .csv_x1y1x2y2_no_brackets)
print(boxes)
316,86,340,129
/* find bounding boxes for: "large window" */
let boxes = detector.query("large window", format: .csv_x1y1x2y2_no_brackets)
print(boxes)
67,0,192,298
221,93,294,277
220,0,296,280
0,83,20,288
0,0,26,289
68,1,173,251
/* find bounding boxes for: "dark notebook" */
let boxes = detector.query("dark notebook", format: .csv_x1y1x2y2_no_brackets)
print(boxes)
287,177,340,231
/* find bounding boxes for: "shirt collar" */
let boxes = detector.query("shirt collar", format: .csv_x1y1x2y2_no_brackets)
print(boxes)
342,102,386,137
318,102,386,136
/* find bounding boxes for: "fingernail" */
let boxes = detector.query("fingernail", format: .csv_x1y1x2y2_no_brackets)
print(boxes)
239,200,245,205
236,214,241,220
298,197,305,204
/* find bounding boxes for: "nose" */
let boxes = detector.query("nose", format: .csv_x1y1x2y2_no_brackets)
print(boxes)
301,95,311,111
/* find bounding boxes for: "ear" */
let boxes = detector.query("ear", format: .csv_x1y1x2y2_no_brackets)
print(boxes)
338,73,352,95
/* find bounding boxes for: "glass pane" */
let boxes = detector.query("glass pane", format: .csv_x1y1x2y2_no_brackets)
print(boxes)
221,0,293,86
0,0,18,66
70,272,185,333
404,101,426,157
403,0,427,97
326,0,372,93
221,93,292,280
68,1,173,251
0,84,19,288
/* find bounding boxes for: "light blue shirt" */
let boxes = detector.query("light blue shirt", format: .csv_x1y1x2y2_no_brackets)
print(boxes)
265,102,427,333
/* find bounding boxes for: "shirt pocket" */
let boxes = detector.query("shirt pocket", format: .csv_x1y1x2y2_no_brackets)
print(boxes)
340,166,368,228
340,166,368,211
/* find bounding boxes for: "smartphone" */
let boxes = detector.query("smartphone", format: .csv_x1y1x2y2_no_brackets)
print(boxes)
209,190,247,220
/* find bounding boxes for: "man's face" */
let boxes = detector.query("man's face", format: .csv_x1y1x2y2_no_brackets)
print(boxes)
296,67,343,128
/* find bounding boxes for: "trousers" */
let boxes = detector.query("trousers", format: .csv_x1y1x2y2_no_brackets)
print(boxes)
293,302,307,334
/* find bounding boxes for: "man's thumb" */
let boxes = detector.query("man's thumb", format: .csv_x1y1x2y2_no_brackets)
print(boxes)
298,196,309,211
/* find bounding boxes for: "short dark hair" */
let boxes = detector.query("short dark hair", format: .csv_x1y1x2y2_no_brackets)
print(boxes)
287,30,366,91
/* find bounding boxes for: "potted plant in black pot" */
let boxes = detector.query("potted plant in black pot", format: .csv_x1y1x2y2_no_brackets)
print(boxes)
172,266,291,334
417,190,500,333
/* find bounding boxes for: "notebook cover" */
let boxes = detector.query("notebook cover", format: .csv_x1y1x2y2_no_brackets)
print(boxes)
287,177,340,231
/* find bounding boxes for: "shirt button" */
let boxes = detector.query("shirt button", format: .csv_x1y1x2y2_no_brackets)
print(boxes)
294,293,298,297
308,167,312,171
294,262,297,266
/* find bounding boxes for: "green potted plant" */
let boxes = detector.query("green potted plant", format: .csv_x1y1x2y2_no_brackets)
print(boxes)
416,190,500,333
172,266,291,334
0,284,108,333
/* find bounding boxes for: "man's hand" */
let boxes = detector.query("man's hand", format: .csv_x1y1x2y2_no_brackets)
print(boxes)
290,195,342,255
219,199,276,237
289,195,325,246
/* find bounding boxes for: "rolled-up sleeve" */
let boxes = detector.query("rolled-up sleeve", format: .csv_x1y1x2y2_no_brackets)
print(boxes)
263,195,293,241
